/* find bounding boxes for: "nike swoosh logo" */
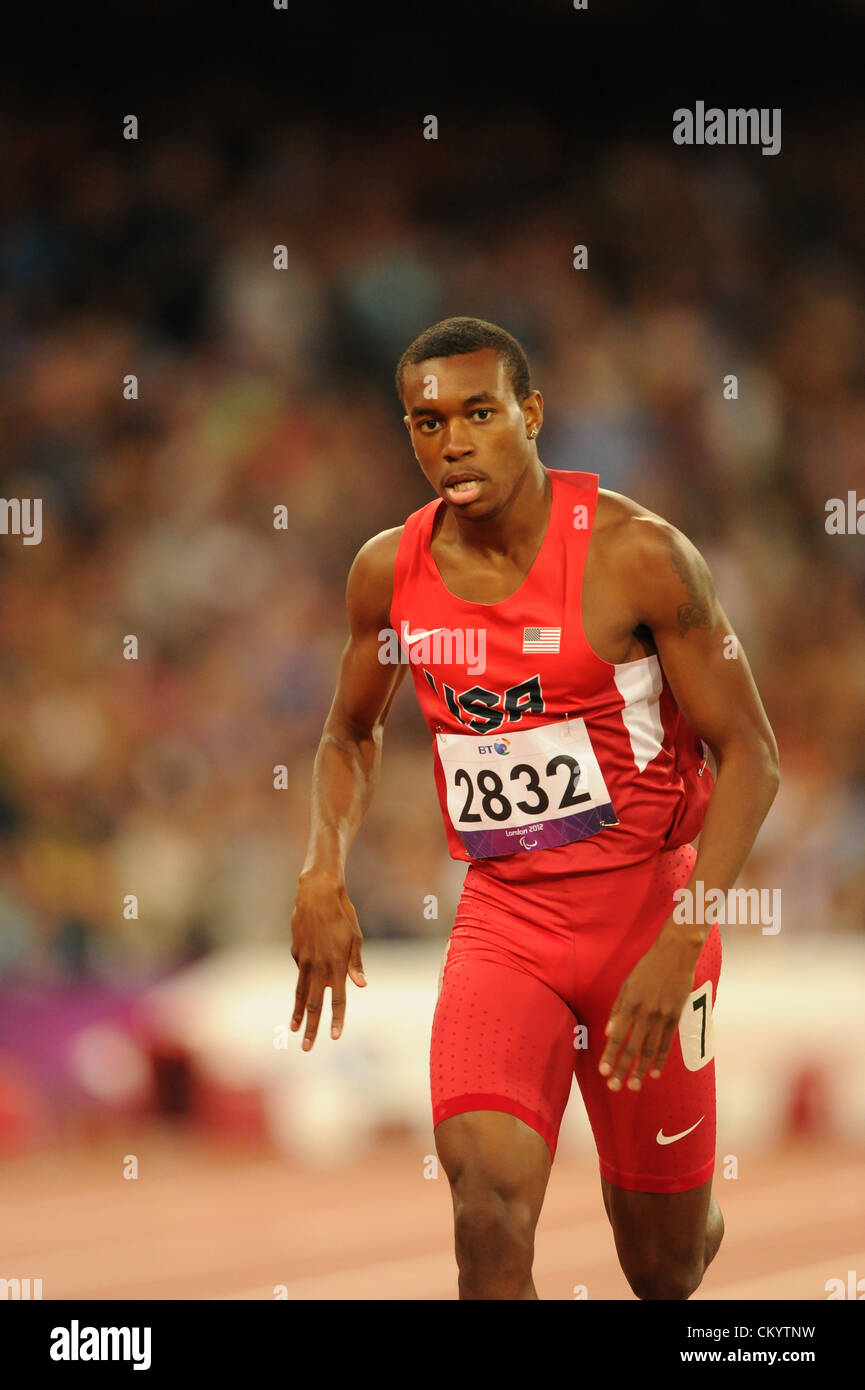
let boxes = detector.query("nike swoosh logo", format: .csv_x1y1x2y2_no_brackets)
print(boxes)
656,1117,704,1145
404,628,444,645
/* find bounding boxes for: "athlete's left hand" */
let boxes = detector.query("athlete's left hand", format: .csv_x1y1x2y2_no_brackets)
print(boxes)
598,927,701,1091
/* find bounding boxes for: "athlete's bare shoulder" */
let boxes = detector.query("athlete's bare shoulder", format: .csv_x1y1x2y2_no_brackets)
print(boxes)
595,488,697,565
596,487,667,534
595,488,716,632
351,525,404,581
346,526,404,631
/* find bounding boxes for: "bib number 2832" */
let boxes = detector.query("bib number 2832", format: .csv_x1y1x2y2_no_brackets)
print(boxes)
436,716,618,859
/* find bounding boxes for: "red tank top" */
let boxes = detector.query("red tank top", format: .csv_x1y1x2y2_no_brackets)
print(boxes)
390,469,713,883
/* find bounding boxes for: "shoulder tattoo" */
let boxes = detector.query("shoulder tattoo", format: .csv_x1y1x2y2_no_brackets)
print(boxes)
663,533,712,636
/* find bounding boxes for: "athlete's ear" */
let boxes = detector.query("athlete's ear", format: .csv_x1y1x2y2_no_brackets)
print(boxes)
522,389,543,438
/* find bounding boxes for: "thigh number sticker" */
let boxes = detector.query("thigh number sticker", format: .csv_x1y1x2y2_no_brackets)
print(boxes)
678,979,714,1072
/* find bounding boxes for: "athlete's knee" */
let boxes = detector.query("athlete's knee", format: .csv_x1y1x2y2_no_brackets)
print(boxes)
435,1112,547,1293
454,1192,535,1290
454,1187,536,1254
702,1193,725,1272
624,1255,704,1302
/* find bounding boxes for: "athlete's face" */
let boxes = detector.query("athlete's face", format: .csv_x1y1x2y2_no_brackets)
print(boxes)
402,348,543,516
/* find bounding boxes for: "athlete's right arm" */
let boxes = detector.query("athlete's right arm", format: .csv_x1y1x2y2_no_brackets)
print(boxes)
290,527,407,1051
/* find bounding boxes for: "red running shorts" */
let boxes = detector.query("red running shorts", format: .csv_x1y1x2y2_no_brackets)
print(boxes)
430,843,721,1194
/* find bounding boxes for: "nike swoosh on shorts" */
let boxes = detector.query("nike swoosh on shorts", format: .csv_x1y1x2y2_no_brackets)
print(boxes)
656,1116,704,1145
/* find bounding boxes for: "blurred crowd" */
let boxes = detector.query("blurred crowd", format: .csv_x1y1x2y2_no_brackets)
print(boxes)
1,89,864,982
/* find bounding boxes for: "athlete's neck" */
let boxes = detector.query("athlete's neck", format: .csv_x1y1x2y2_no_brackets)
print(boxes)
439,463,551,559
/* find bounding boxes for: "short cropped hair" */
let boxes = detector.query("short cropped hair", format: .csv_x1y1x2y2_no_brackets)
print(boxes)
395,316,532,404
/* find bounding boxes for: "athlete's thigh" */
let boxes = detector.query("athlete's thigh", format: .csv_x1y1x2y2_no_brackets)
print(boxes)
431,895,577,1169
435,1110,553,1219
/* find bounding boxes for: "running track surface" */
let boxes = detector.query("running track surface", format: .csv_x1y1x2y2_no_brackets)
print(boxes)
1,1125,862,1300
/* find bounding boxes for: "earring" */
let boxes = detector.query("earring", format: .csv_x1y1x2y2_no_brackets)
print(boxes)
529,428,537,438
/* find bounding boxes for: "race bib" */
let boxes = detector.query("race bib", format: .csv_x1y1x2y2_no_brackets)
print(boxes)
436,716,618,859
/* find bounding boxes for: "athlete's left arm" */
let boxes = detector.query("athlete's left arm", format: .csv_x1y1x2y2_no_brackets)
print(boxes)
598,518,780,1093
638,517,780,897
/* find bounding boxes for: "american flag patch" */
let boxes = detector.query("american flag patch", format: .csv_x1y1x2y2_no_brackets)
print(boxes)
523,626,561,653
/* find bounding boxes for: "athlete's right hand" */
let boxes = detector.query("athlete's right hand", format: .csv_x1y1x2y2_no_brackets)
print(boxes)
290,874,367,1050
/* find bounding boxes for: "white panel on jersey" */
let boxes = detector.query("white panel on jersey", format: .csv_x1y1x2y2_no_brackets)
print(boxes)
613,654,664,772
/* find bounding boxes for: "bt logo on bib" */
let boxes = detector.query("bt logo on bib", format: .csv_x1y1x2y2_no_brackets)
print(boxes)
476,738,511,755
